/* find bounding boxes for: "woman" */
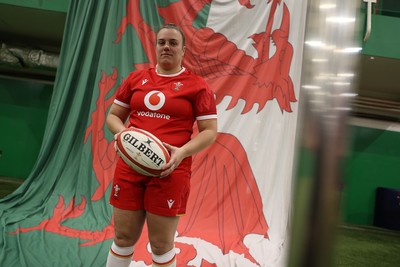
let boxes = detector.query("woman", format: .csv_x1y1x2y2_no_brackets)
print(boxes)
105,24,218,267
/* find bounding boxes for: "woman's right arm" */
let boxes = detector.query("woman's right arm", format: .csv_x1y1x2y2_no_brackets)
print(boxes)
106,103,131,135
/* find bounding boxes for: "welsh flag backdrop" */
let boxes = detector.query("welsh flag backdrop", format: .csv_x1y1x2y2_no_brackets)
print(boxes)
0,1,307,266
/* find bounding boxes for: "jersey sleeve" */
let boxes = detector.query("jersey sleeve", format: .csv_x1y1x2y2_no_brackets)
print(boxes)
194,81,218,121
114,72,137,109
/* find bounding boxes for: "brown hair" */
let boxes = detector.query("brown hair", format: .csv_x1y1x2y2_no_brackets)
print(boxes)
156,23,186,47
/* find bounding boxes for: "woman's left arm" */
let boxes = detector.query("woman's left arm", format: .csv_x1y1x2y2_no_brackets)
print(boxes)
160,119,217,177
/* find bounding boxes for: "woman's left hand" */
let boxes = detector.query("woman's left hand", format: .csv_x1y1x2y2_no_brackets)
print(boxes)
159,142,186,178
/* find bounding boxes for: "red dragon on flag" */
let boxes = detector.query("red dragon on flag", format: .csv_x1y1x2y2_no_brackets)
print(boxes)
10,0,296,266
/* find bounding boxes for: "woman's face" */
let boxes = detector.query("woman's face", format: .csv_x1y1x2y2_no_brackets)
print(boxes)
156,28,185,72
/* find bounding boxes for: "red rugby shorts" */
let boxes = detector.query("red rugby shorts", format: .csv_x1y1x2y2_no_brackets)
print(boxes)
110,158,191,216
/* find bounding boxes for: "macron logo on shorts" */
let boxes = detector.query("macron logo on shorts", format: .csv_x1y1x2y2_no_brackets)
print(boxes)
167,199,175,209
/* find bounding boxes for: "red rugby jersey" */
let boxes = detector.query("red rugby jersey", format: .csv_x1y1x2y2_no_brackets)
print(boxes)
114,67,217,147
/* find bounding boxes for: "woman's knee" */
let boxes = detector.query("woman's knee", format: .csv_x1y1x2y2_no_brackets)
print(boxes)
146,213,179,254
149,239,174,255
113,230,137,247
113,208,146,247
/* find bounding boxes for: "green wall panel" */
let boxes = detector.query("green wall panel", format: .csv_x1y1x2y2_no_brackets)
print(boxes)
342,126,400,225
362,14,400,59
0,78,53,179
0,0,69,12
378,0,400,17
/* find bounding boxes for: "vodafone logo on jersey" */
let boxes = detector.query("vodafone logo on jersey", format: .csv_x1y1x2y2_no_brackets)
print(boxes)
138,90,170,120
144,90,165,111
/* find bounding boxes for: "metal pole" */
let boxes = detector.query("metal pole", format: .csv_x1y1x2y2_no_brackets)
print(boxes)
288,0,362,266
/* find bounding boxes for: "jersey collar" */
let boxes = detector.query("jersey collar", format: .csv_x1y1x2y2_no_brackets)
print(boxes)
155,64,186,77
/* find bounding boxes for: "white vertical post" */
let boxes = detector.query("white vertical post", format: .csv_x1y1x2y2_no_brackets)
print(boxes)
363,0,377,42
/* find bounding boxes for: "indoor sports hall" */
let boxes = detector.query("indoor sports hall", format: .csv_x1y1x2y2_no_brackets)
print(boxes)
1,0,399,266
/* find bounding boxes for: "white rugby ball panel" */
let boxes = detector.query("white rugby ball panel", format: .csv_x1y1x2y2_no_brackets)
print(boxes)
116,128,170,176
118,149,158,176
132,128,170,161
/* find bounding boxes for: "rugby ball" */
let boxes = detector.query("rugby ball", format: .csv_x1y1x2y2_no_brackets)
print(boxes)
116,128,170,176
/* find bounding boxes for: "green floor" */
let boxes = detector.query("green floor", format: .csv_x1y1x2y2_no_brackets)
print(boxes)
334,225,400,267
1,180,399,266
